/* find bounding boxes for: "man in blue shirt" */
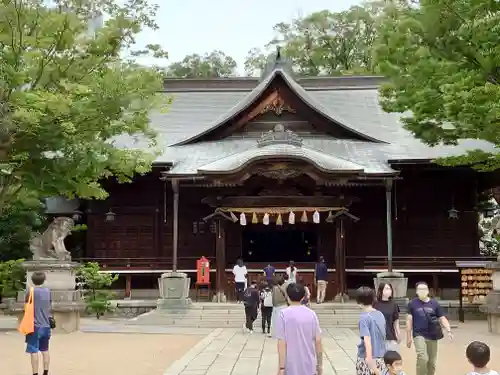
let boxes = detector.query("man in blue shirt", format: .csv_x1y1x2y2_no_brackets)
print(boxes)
406,281,452,375
263,264,275,285
315,256,328,304
25,272,52,375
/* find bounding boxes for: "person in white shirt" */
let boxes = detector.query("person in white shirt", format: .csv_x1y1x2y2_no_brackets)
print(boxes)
286,260,298,284
232,258,247,303
466,341,499,375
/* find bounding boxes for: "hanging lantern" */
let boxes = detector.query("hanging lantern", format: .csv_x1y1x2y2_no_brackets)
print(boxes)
263,213,270,225
301,211,308,223
288,211,295,224
230,211,238,222
105,209,116,222
240,212,247,226
313,210,320,224
252,212,258,224
276,213,283,226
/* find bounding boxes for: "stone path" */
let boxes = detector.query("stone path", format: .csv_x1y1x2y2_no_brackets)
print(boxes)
163,328,358,375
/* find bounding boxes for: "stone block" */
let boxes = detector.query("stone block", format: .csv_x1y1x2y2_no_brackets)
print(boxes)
24,260,79,291
374,272,408,298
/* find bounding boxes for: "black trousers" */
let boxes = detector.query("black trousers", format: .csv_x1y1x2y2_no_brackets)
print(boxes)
261,306,273,332
235,282,245,302
245,305,257,330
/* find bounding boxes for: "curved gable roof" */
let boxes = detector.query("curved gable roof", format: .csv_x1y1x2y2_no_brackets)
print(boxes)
174,68,384,146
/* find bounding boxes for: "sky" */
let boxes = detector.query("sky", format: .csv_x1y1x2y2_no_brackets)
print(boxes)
134,0,363,73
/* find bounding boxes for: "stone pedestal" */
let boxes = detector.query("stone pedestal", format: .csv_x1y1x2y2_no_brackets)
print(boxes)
14,260,85,333
374,272,408,299
212,292,227,303
24,260,78,291
480,261,500,334
157,272,191,309
334,293,349,303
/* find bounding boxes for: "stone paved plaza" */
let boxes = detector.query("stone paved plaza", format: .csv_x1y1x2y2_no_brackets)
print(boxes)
164,328,358,375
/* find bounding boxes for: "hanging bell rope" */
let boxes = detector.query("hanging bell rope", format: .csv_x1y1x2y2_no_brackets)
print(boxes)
252,212,258,224
240,212,247,226
288,211,295,224
313,210,320,224
263,213,270,225
276,213,283,226
301,211,308,223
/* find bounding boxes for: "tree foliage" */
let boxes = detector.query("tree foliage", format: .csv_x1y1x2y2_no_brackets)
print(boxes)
0,191,45,262
0,259,26,299
244,2,383,77
77,262,118,318
374,0,500,170
166,50,237,78
0,0,169,213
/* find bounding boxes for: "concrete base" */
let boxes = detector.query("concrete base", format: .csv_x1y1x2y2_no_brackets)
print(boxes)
157,272,191,309
212,292,227,303
334,293,349,303
23,260,79,291
487,314,500,334
374,272,408,299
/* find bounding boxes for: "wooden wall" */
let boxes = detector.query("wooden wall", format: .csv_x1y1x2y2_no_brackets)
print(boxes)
84,167,480,267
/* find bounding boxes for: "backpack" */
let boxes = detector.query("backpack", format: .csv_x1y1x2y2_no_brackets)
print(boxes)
262,289,273,307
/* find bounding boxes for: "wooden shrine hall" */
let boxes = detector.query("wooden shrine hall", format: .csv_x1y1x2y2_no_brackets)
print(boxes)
78,52,498,301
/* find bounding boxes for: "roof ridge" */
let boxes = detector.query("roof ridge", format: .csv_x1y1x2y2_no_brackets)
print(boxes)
171,67,386,146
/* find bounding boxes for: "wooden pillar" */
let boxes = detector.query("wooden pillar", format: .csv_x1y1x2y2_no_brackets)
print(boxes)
215,219,227,302
125,275,132,299
335,218,348,301
172,179,179,272
386,179,394,272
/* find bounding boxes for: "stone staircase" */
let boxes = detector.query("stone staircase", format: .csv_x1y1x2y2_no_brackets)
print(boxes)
126,302,408,329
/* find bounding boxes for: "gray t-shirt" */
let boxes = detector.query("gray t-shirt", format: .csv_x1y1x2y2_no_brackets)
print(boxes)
357,310,387,358
26,287,51,328
467,371,499,375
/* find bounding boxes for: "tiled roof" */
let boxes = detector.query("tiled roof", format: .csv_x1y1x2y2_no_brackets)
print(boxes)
111,70,496,176
196,124,384,175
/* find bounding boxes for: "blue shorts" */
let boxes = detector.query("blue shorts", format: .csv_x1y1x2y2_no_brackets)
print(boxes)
25,326,51,353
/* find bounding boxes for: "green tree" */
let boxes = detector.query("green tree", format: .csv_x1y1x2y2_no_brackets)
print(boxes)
0,0,170,213
0,192,45,262
374,0,500,170
167,50,237,78
77,262,118,319
244,2,383,77
0,259,26,299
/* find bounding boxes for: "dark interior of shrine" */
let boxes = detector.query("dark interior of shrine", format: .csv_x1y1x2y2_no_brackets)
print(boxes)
241,224,318,262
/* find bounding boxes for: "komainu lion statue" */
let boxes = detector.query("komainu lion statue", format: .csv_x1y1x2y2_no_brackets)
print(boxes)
30,217,75,261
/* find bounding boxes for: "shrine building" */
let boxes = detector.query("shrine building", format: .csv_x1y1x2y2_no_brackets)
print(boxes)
76,54,498,301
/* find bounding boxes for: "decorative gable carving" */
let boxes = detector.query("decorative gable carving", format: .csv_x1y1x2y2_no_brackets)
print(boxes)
257,124,303,147
260,90,295,116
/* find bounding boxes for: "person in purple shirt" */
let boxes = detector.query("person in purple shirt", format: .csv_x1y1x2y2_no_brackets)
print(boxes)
25,271,52,375
263,264,275,284
275,283,323,375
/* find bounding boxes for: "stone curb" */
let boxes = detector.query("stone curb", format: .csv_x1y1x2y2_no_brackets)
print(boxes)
163,328,223,375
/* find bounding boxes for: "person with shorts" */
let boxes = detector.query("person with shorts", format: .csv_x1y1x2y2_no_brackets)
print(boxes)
25,272,52,375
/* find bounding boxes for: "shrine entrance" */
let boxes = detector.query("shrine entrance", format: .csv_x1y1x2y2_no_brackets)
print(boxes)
242,223,318,263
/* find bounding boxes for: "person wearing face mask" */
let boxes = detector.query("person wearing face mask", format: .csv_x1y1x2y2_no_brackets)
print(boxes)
406,281,453,375
382,351,406,375
374,283,401,352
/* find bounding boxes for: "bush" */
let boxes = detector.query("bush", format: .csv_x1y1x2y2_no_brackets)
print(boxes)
77,262,118,319
0,259,26,300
